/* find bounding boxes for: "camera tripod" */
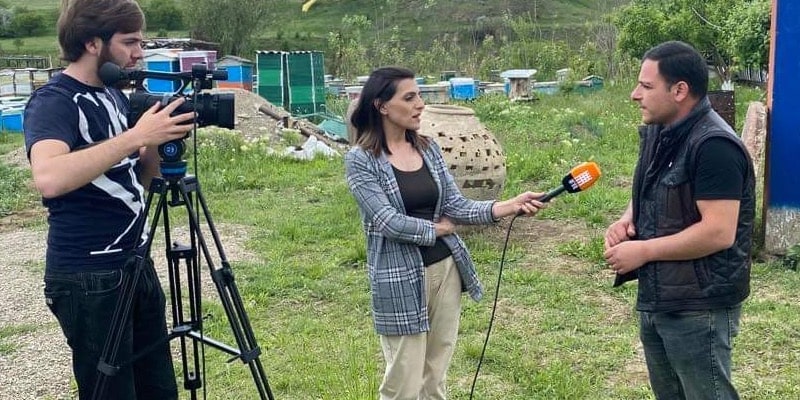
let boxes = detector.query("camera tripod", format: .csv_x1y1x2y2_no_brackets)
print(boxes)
91,162,275,400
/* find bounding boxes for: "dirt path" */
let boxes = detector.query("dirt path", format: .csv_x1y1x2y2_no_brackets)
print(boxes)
0,217,258,400
0,227,72,399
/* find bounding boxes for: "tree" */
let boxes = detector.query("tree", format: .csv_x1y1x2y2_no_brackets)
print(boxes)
12,37,23,53
614,0,770,88
372,25,406,68
326,14,370,79
9,10,46,37
0,7,12,38
724,0,770,69
143,0,184,31
614,2,669,61
183,0,280,56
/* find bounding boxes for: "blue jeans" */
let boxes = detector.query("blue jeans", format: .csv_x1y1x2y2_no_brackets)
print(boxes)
44,257,177,400
640,306,741,400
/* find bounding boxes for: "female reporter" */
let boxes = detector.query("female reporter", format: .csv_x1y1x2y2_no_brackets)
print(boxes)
344,66,545,400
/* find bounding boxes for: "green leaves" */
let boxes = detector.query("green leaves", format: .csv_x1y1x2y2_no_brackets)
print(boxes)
613,0,771,80
724,0,771,68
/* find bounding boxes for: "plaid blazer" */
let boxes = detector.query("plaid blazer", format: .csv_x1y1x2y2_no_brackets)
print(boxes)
345,140,496,336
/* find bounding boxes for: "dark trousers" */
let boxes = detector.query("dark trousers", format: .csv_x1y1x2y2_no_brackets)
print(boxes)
44,258,177,400
640,306,742,400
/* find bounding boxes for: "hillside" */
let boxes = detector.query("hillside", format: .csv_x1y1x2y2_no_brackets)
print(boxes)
6,0,629,52
256,0,630,51
3,0,631,76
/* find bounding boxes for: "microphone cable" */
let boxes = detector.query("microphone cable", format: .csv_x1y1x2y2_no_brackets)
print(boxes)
466,162,600,398
468,212,521,400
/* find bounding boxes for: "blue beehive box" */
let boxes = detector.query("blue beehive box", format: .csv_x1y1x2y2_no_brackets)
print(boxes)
450,77,476,100
1,109,24,132
217,55,255,91
143,51,181,94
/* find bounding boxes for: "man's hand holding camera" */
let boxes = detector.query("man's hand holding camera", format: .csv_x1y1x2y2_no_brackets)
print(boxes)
129,97,195,149
130,97,196,186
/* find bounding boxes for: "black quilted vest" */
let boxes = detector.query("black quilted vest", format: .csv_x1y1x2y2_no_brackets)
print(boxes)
619,98,755,312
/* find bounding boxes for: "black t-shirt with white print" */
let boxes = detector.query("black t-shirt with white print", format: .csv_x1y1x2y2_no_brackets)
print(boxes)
24,72,147,273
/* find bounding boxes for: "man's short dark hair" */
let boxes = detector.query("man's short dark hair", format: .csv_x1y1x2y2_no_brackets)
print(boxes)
57,0,145,62
643,41,709,99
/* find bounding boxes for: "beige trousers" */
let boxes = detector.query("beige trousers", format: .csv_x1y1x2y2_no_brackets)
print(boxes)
379,256,463,400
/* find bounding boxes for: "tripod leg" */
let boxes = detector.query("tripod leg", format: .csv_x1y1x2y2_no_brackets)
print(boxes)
92,182,166,400
176,176,275,400
162,195,205,396
91,257,142,399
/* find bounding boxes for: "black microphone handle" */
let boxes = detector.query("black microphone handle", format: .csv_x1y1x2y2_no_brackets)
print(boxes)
538,186,566,202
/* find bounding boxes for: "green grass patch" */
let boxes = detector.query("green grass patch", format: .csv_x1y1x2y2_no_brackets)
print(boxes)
13,0,58,10
0,324,38,355
0,133,36,216
0,131,24,153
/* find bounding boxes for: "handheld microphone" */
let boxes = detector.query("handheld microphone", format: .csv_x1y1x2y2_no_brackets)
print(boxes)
474,160,601,398
539,161,601,202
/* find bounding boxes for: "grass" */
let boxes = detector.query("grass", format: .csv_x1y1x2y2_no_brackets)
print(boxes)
7,0,624,62
13,0,58,10
0,35,59,58
0,324,38,355
3,82,795,399
0,132,36,217
0,31,188,66
257,0,629,48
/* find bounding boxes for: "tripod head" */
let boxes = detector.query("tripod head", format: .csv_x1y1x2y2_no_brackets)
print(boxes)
157,138,189,180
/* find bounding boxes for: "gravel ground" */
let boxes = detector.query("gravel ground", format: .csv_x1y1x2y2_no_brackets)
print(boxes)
0,228,72,400
0,223,258,400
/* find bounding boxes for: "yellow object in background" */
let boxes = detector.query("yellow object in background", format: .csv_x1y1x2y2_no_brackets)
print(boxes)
301,0,318,12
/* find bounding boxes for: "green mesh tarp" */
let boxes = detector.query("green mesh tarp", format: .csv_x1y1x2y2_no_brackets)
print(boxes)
255,51,285,106
286,51,325,115
256,51,325,115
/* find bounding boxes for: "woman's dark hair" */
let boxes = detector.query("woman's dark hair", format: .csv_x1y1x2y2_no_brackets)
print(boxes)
58,0,145,62
643,41,708,99
350,66,430,156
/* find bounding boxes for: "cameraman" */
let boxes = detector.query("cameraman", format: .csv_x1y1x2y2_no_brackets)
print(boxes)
23,0,194,398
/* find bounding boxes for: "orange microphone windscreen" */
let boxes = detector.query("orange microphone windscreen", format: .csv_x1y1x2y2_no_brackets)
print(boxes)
538,161,602,202
565,161,602,192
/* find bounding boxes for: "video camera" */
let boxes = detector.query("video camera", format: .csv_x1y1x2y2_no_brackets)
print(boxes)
99,62,235,173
